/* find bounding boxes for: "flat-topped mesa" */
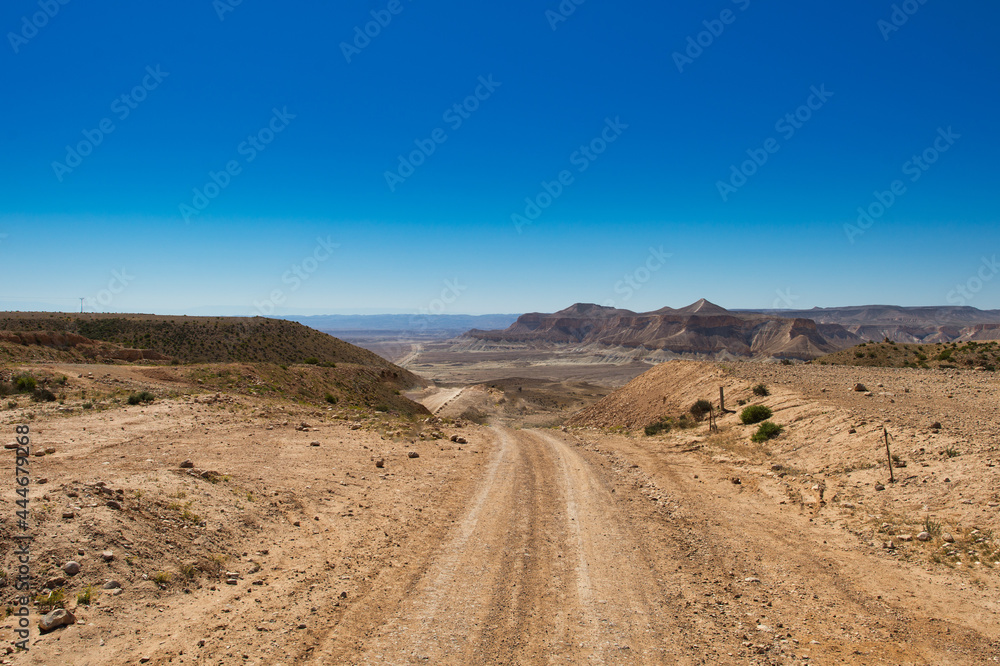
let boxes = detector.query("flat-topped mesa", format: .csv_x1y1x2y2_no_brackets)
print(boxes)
463,300,859,359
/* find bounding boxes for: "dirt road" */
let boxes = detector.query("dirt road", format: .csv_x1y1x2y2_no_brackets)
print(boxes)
316,425,999,665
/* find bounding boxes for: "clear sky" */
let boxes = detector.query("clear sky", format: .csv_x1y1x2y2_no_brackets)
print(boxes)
2,0,998,315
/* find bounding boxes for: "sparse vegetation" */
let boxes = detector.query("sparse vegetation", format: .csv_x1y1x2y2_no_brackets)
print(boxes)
35,588,65,611
644,419,672,436
740,405,773,425
127,390,155,405
152,571,172,586
76,586,95,606
689,399,712,421
32,387,56,402
324,392,338,404
752,383,770,397
751,421,783,442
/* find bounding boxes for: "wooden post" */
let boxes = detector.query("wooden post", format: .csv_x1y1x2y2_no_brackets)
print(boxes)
719,386,736,414
884,427,895,483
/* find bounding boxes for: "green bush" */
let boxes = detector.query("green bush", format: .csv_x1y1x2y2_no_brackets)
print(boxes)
324,392,338,404
303,357,320,365
644,420,671,436
752,383,769,397
740,405,773,425
14,375,37,393
689,399,712,421
751,421,783,442
127,391,155,405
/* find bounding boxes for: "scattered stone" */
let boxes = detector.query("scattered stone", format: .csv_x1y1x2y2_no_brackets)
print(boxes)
102,580,122,590
310,441,321,447
930,422,942,430
731,477,741,485
179,460,195,469
225,578,238,585
874,484,885,492
848,428,857,434
853,383,867,392
39,608,76,633
770,464,782,471
44,576,67,589
106,500,122,510
45,447,56,455
407,451,420,459
943,533,956,543
375,459,385,469
63,561,81,576
62,511,75,519
744,577,761,583
101,550,114,562
898,534,913,542
450,435,467,444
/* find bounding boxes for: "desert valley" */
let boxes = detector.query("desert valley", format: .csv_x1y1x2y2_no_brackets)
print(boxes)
1,306,998,665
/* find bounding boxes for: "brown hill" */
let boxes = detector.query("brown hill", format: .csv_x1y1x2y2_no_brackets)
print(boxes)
465,300,859,360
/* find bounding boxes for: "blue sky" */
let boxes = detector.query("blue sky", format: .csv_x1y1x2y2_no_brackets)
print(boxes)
1,0,998,315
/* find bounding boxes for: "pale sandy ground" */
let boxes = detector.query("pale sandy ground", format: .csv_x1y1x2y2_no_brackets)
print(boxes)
2,361,998,664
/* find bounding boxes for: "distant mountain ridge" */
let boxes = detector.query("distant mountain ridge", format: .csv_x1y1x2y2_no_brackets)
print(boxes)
741,305,1000,343
464,300,861,360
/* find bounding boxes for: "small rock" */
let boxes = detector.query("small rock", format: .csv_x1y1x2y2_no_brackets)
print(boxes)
744,577,761,583
770,464,783,471
853,383,867,392
63,561,81,576
407,451,420,459
942,533,955,543
179,460,195,469
45,447,56,454
225,578,238,585
930,422,942,430
848,428,857,434
898,534,913,542
731,477,741,485
102,580,122,590
917,532,931,541
44,576,67,589
38,608,76,633
310,441,321,447
757,624,773,633
874,484,885,492
106,500,122,510
3,443,18,450
62,511,75,519
101,551,114,562
375,459,385,469
450,435,468,444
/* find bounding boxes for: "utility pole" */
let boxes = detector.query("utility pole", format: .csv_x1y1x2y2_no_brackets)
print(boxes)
79,297,84,313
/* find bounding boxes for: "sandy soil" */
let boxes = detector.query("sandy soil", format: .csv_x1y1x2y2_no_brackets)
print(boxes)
3,360,999,664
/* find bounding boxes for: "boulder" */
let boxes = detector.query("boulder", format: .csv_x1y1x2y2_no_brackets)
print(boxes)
39,609,76,633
